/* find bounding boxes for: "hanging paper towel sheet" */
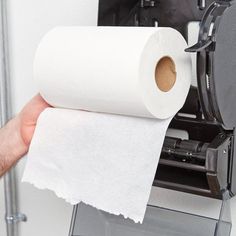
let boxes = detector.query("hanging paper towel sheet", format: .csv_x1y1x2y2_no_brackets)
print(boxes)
22,26,192,223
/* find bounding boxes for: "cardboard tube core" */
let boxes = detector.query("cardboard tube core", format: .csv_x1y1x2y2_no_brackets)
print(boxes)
155,56,176,92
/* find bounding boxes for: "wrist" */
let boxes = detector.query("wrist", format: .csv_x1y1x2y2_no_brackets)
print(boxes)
0,117,28,169
0,116,27,176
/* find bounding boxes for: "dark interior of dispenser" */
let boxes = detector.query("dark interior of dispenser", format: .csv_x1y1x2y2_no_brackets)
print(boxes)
154,165,209,190
97,0,232,199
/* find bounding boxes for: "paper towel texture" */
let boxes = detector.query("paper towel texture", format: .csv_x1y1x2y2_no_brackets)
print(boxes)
34,27,191,119
22,108,171,223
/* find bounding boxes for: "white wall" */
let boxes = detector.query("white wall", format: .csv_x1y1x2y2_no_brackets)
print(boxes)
0,1,236,236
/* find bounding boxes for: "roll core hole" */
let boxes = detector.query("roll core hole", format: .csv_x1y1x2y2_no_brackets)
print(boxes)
155,56,176,92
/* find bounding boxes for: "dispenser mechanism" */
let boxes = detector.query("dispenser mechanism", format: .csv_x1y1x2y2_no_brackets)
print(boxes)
158,0,236,199
99,0,236,200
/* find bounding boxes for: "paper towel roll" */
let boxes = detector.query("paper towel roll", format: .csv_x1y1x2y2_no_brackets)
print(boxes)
23,26,192,223
34,26,191,119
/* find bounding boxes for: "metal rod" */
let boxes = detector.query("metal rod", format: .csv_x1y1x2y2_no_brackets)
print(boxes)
0,0,26,235
0,0,10,123
159,159,206,172
198,0,206,10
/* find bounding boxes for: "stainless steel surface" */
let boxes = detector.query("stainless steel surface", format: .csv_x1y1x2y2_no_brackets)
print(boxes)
0,0,26,235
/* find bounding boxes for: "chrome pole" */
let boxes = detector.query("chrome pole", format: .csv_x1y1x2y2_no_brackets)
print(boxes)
0,0,26,236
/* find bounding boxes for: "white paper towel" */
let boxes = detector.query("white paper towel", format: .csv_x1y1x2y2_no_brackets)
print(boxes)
23,108,171,223
22,26,192,223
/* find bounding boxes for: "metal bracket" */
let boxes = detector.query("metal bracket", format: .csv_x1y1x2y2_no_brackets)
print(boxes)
185,38,213,52
5,213,27,224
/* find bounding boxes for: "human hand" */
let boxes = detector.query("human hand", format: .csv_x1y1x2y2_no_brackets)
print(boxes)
17,94,50,147
0,94,50,176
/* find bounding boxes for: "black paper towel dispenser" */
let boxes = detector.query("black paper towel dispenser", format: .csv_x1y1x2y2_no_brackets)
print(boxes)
97,0,236,200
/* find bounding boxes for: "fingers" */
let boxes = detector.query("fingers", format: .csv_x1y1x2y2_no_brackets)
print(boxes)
20,94,51,126
29,93,51,111
17,94,51,146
